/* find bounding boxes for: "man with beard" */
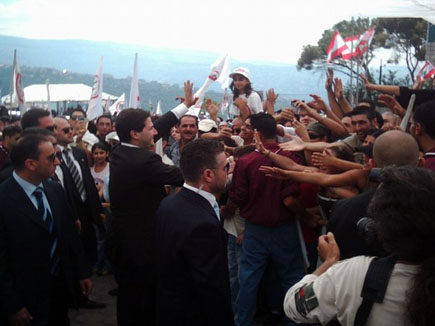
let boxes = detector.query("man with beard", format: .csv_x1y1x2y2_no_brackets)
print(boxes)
155,139,234,325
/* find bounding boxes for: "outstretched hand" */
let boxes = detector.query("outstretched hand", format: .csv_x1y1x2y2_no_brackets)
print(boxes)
253,130,267,154
312,149,335,169
279,135,306,152
259,166,291,180
179,80,198,108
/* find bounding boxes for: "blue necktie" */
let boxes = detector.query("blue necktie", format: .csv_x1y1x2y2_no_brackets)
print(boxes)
33,187,60,276
213,202,221,221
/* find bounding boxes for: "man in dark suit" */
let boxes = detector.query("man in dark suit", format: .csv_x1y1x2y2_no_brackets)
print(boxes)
109,82,196,326
53,116,106,309
155,139,234,326
0,135,91,326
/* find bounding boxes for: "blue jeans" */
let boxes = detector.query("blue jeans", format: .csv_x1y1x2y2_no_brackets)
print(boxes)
235,221,303,326
228,234,243,313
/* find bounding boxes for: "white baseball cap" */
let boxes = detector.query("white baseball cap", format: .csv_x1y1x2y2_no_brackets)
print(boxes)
198,119,218,132
229,67,251,82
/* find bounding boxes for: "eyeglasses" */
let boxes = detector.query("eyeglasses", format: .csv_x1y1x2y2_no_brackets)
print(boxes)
62,127,72,134
70,116,85,121
47,152,57,162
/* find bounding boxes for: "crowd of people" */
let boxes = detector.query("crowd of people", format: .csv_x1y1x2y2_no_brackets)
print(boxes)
0,67,434,326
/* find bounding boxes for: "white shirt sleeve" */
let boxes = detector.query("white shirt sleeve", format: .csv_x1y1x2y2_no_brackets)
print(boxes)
247,91,264,114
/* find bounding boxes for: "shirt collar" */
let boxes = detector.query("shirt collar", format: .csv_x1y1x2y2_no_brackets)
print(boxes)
13,171,44,198
57,144,71,152
121,142,140,148
183,183,217,209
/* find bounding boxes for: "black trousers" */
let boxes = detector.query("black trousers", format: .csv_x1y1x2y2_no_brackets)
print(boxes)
117,266,155,326
31,276,71,326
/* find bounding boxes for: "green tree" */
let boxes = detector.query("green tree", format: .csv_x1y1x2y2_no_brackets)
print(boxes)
297,17,427,84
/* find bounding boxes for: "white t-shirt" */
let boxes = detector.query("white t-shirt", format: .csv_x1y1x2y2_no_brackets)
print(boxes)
229,91,263,116
91,164,110,187
284,256,419,326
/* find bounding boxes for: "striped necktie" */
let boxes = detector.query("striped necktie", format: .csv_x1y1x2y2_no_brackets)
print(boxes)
33,187,60,276
63,148,86,200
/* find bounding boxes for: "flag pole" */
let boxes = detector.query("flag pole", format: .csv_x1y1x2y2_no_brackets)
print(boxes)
9,49,16,110
350,17,355,105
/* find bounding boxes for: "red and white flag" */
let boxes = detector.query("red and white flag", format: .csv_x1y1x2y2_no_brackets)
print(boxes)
11,49,27,114
129,53,140,108
355,27,375,57
326,31,348,63
87,56,103,121
108,93,125,115
341,35,360,60
417,61,435,81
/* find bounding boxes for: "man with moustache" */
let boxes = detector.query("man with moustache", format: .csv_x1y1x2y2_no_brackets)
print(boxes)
167,115,198,167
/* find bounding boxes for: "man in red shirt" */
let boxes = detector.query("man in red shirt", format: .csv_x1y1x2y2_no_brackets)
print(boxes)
230,113,308,325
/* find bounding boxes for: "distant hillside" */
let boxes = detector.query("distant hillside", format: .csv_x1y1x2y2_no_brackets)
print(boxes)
0,34,411,112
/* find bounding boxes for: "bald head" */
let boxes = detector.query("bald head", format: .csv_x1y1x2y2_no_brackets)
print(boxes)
373,130,420,168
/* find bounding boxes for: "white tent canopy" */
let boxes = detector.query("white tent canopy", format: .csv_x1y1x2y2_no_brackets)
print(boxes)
1,83,118,105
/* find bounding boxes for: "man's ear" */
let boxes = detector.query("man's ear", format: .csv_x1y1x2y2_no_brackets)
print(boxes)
415,122,423,136
368,158,376,169
24,158,37,172
130,129,139,141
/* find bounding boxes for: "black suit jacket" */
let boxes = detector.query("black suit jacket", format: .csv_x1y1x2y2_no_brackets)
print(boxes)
57,146,104,223
155,188,234,326
0,177,90,321
327,189,377,259
108,110,184,273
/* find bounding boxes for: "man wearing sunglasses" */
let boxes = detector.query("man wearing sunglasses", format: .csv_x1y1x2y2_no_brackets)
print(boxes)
0,135,92,326
53,117,106,309
155,139,234,326
21,108,57,136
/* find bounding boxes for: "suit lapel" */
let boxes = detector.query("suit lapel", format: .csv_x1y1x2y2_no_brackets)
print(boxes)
8,177,49,231
179,187,219,221
44,181,64,240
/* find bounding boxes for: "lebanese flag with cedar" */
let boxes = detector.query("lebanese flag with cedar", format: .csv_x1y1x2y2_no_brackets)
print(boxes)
327,30,348,63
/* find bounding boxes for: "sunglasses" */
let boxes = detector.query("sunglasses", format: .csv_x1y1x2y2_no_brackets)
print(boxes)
233,128,241,134
62,127,72,134
47,152,57,162
70,116,85,121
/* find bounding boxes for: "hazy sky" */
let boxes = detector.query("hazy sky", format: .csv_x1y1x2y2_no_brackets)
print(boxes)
0,0,432,64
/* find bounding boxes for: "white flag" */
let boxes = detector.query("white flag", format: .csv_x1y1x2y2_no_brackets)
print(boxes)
11,49,27,114
156,100,162,115
46,78,51,111
129,53,140,108
87,56,104,120
108,93,125,115
193,54,230,111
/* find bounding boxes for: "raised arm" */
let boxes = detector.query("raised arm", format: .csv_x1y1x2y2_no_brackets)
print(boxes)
334,78,353,113
325,69,345,118
360,74,400,96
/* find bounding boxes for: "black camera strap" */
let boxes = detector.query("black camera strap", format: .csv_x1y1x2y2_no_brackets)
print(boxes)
354,255,398,326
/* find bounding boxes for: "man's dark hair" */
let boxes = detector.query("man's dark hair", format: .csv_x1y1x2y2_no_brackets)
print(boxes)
71,107,87,118
374,110,384,128
96,113,112,124
369,166,435,326
250,113,277,139
115,109,151,142
3,125,22,138
22,127,54,138
177,114,198,127
349,106,376,122
180,139,224,182
413,100,435,139
359,98,376,110
21,108,51,130
0,105,8,116
10,135,49,170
